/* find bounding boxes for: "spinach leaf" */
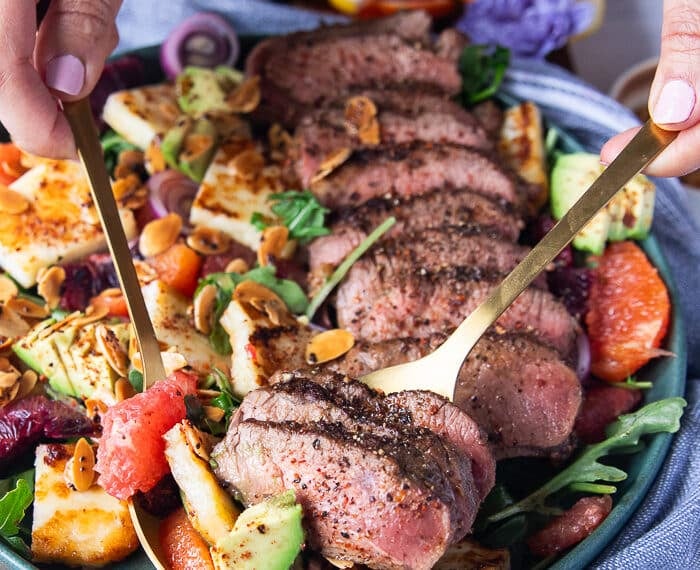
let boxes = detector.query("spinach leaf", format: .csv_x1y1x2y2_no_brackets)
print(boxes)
459,45,510,106
100,129,138,175
251,190,330,244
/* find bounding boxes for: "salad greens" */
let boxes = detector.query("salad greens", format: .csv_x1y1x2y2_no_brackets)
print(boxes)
0,470,34,557
459,44,510,105
196,265,308,354
100,129,138,175
479,397,686,545
187,369,240,435
251,190,331,244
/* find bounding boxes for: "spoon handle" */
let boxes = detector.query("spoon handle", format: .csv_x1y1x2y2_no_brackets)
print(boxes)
63,98,166,389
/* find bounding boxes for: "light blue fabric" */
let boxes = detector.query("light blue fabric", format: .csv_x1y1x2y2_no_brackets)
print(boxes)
116,2,700,568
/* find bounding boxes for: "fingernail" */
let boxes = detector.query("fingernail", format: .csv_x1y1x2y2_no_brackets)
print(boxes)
652,79,696,124
46,54,85,96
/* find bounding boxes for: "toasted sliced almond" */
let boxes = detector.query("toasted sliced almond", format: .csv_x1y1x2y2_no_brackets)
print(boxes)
95,324,128,377
187,226,231,256
114,150,145,180
71,305,109,328
0,381,20,407
257,225,289,267
6,297,49,319
310,147,351,184
114,377,136,402
133,260,158,285
139,213,183,257
234,280,294,326
345,95,380,146
162,351,188,375
0,275,18,304
84,398,109,422
305,329,355,365
145,139,166,174
17,370,38,399
230,148,265,179
0,186,30,215
37,266,66,310
193,284,218,334
268,123,294,163
224,257,249,274
183,421,210,461
65,438,96,492
0,369,19,388
0,304,30,339
227,75,261,114
203,405,226,423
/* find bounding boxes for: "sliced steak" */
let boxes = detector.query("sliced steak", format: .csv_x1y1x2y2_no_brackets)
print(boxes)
308,189,523,275
335,263,578,354
294,108,491,187
214,371,484,569
310,144,524,209
326,332,582,458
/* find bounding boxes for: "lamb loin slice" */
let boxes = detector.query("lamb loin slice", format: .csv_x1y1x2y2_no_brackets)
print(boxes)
310,144,524,209
335,263,577,355
325,332,582,458
294,108,492,187
307,189,523,275
234,373,481,539
309,226,533,294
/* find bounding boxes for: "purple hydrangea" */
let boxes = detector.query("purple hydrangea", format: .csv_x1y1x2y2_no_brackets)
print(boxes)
457,0,595,58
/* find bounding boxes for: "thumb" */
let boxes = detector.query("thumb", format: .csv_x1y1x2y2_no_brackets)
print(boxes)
35,0,122,100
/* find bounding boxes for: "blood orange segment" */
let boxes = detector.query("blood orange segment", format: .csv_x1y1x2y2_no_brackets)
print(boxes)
159,507,214,570
96,371,198,500
585,241,671,382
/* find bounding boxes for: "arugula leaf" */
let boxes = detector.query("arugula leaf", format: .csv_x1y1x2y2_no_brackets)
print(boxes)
306,216,396,320
251,190,331,244
606,376,653,390
101,129,138,175
0,476,33,557
459,44,510,106
128,368,144,393
196,266,309,354
487,397,686,525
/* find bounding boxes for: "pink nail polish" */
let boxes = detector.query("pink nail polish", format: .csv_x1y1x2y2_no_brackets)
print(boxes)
46,54,85,96
652,79,696,124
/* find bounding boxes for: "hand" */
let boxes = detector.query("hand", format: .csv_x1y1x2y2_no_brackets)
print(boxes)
601,0,700,178
0,0,122,158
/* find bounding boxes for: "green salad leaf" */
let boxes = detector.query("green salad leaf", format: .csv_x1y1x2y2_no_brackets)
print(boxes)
0,472,34,557
459,44,510,106
486,397,686,528
252,190,331,244
196,265,308,354
101,129,138,176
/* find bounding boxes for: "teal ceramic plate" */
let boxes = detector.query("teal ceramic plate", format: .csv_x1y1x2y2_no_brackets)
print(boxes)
0,45,687,570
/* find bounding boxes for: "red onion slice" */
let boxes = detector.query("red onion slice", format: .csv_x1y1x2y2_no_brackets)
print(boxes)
147,169,199,229
576,329,591,381
160,12,240,80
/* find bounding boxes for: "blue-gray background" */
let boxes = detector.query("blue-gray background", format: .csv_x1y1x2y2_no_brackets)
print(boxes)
115,2,700,567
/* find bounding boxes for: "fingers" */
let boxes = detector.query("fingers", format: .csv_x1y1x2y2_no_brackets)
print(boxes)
0,0,74,157
35,0,122,101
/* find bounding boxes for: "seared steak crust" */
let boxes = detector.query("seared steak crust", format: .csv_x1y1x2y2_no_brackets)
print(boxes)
310,144,524,209
335,263,577,354
214,372,489,569
294,108,491,187
308,189,522,276
326,332,582,458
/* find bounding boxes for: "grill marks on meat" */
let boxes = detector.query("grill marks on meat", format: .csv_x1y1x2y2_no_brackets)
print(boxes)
294,107,492,187
336,262,577,354
310,144,524,209
248,12,461,126
214,373,492,569
325,332,582,458
308,189,523,276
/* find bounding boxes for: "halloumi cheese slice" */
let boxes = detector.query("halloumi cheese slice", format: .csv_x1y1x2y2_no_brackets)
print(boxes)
0,160,136,288
102,83,179,149
190,139,282,251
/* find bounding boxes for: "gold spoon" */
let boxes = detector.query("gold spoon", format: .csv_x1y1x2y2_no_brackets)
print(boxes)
63,98,168,569
362,119,677,400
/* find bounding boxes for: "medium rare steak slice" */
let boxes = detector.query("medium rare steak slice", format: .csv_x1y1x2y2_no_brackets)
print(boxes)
326,332,582,458
310,144,524,209
308,189,523,274
294,108,492,186
335,264,577,354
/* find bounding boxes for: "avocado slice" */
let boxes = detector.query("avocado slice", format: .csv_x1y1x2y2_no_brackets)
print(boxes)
210,490,304,570
161,115,193,170
176,67,231,116
178,117,218,182
550,152,655,254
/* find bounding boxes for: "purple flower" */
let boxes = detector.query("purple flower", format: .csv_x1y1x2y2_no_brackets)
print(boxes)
457,0,595,58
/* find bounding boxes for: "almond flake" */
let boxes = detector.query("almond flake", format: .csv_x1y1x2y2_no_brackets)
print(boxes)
227,76,261,114
257,225,289,267
0,186,30,215
193,284,218,334
37,266,66,310
187,226,231,256
139,213,182,257
310,147,351,184
65,438,95,492
305,329,355,365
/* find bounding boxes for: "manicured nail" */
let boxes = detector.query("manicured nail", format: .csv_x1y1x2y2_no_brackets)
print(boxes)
652,79,696,124
45,54,85,96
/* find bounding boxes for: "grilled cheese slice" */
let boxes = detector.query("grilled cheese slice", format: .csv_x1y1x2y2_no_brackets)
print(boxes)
190,140,282,251
0,161,136,288
32,443,138,567
102,83,180,149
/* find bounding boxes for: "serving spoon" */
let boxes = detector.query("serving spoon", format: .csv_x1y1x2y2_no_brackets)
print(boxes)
362,119,677,400
63,98,168,569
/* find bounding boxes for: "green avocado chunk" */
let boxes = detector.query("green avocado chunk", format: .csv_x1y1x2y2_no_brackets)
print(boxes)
176,67,232,116
210,490,304,570
550,152,655,254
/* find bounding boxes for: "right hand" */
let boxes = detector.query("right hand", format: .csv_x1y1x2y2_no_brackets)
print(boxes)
0,0,123,158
